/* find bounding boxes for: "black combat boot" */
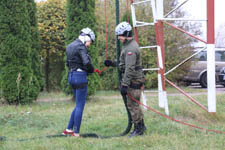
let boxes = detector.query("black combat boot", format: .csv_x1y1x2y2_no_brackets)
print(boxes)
128,122,143,138
129,123,137,135
140,119,147,133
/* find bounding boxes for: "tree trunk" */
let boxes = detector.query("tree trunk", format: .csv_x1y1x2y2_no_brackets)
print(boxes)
45,48,49,92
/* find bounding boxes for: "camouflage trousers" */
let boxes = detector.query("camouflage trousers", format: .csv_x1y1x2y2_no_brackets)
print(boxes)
127,87,144,124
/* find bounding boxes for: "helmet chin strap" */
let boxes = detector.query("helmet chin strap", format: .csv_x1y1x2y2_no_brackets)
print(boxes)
124,36,132,43
124,39,128,43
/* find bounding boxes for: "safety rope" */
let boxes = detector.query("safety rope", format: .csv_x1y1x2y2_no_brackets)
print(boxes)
127,93,225,134
1,92,225,142
94,0,109,75
98,0,224,137
104,0,108,60
0,134,99,142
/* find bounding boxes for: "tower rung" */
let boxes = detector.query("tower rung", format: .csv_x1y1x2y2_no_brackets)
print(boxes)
143,68,159,71
157,18,207,21
140,45,157,49
133,0,151,5
135,21,154,27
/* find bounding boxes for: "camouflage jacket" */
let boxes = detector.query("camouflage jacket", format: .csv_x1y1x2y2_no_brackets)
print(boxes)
119,38,144,86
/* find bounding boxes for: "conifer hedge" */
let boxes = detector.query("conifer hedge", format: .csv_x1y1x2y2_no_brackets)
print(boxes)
27,0,44,91
0,0,40,104
61,0,100,96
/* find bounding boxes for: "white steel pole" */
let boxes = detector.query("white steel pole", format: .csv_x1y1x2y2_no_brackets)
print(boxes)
207,0,216,113
131,3,137,27
156,0,169,115
157,46,164,109
155,0,164,109
151,0,157,23
141,91,147,110
157,0,163,17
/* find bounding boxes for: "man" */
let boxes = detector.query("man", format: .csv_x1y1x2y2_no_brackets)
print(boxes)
62,27,96,137
104,22,146,137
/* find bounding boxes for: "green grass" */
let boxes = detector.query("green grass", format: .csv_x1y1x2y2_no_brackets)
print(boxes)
0,90,225,150
145,86,206,94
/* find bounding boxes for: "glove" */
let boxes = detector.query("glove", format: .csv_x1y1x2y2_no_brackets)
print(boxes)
86,63,94,73
120,85,128,95
104,60,115,67
66,61,69,67
94,69,101,75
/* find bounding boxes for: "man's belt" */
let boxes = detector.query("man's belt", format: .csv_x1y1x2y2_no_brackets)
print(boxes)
130,83,143,89
135,66,142,70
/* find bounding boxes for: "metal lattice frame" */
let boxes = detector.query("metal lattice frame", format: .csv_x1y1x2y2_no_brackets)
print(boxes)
130,0,216,114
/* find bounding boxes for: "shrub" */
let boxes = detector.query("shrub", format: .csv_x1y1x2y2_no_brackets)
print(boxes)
0,0,40,104
27,0,44,91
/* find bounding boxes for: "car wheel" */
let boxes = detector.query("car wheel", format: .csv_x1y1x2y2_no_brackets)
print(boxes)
200,72,207,88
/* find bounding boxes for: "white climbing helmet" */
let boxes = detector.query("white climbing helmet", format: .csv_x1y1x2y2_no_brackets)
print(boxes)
80,27,95,42
115,21,132,37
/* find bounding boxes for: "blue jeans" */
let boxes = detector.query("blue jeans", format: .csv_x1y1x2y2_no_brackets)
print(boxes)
67,71,88,133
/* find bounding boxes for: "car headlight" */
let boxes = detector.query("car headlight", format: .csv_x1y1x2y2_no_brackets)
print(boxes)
220,67,225,74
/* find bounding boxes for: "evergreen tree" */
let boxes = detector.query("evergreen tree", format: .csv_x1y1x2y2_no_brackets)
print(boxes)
27,0,44,91
61,0,99,96
37,0,66,91
0,0,40,104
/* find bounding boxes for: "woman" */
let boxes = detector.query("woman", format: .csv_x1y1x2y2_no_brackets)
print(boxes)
62,27,96,137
